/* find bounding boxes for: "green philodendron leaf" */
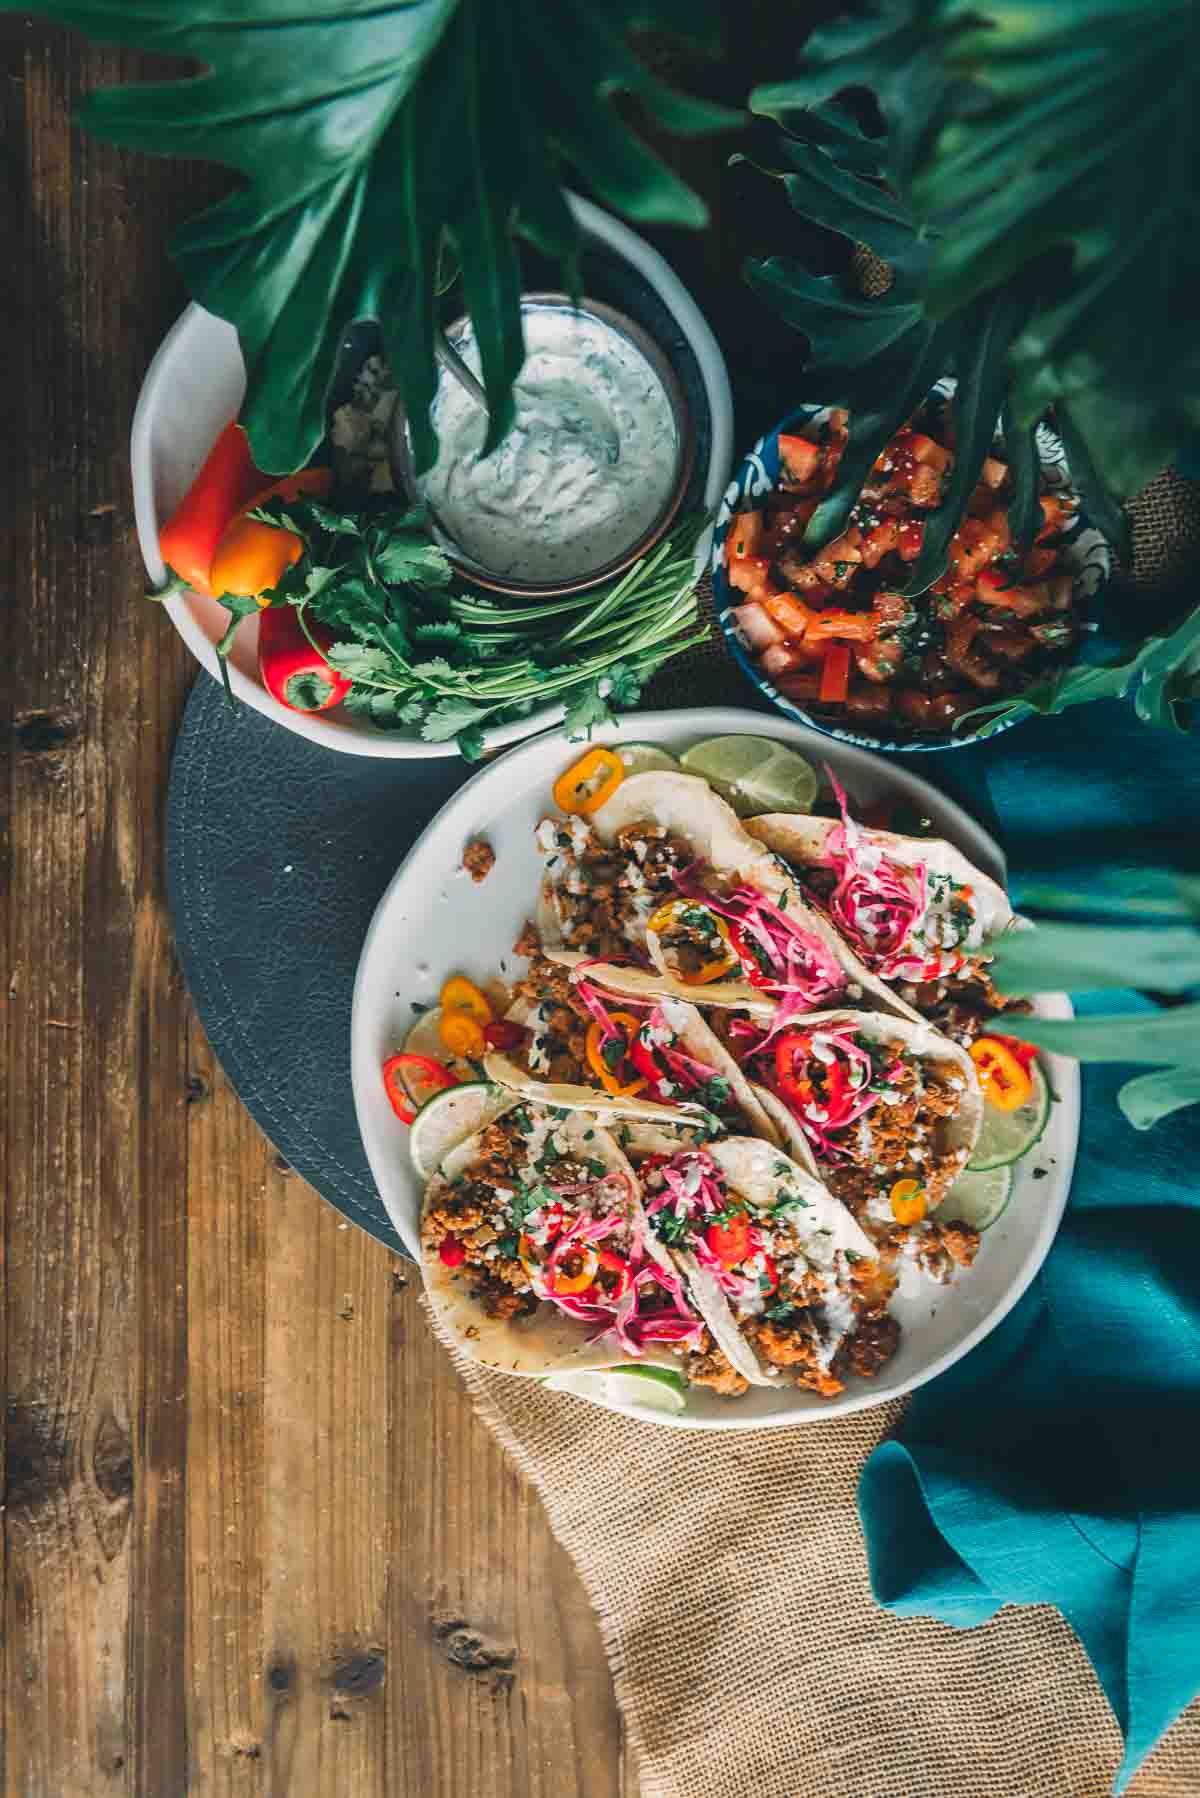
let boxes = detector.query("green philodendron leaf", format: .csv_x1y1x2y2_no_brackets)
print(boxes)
992,922,1200,997
1118,1067,1200,1131
25,0,735,474
1002,1004,1200,1067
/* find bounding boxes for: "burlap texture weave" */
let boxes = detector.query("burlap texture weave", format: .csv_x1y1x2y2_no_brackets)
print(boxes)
442,462,1200,1796
446,1341,1199,1798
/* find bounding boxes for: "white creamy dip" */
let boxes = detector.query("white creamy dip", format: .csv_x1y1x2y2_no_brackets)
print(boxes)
421,304,680,584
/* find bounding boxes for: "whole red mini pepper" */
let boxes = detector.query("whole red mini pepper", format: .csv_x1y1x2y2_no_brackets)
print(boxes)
258,607,352,714
158,419,266,596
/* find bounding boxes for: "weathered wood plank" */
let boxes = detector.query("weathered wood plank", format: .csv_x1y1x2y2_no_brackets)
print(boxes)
4,22,195,1797
387,1275,625,1798
259,1170,391,1794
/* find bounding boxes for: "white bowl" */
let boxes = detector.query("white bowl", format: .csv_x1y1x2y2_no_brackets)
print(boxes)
351,707,1079,1427
131,197,734,759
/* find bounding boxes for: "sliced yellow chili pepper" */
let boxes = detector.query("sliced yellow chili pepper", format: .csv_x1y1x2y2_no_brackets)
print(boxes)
645,898,740,986
889,1178,927,1225
439,1009,486,1059
552,747,624,817
970,1036,1033,1112
439,974,493,1023
584,1016,648,1098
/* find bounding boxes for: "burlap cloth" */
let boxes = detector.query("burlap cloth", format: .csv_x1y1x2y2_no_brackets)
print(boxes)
436,456,1200,1797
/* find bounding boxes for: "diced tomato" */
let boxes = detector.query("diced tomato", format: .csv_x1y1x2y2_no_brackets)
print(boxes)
897,519,924,560
859,520,899,566
726,509,765,562
819,641,852,704
761,641,822,678
804,609,878,643
705,1209,751,1268
778,434,822,486
726,554,776,601
1037,493,1073,540
763,590,816,638
731,601,783,653
909,463,943,507
909,432,952,473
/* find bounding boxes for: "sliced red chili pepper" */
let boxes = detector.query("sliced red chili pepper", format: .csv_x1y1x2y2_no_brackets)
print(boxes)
993,1032,1038,1073
772,1032,851,1113
438,1236,467,1268
591,1247,632,1300
705,1209,751,1268
382,1051,458,1123
727,919,776,989
483,1019,523,1051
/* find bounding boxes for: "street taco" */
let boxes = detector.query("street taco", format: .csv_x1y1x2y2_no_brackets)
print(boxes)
535,770,917,1021
485,946,786,1145
420,1098,748,1391
714,1006,986,1284
746,774,1017,1041
633,1138,897,1397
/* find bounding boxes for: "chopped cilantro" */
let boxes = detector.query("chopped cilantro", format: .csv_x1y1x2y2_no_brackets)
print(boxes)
654,1210,695,1247
765,1300,799,1322
585,1157,607,1178
495,1234,519,1257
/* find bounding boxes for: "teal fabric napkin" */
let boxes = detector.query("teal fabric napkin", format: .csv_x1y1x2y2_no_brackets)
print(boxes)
858,698,1200,1792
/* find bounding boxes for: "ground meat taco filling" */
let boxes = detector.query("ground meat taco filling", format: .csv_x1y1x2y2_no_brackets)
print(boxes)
636,1148,900,1397
536,815,694,962
424,1106,744,1386
731,1020,981,1280
508,934,751,1132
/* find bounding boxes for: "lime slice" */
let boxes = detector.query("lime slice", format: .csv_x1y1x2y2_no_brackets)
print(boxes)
409,1081,511,1181
938,1164,1013,1232
618,742,681,776
543,1364,688,1416
680,735,819,818
969,1061,1051,1171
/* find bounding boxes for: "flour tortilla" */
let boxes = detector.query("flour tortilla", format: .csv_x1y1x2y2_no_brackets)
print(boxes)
650,1137,877,1390
745,812,1014,975
537,771,917,1020
745,1008,984,1199
485,988,786,1147
420,1103,695,1379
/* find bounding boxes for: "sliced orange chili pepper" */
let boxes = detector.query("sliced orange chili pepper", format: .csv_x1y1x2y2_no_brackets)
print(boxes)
439,974,493,1023
889,1178,927,1225
584,1017,648,1098
439,1010,487,1059
547,1246,599,1296
552,747,624,817
645,899,740,985
970,1036,1033,1111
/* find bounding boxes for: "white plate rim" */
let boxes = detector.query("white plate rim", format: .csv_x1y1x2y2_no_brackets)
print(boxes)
130,195,735,760
352,706,1079,1428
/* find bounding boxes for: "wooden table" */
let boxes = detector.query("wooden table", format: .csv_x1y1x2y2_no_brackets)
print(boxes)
4,15,806,1793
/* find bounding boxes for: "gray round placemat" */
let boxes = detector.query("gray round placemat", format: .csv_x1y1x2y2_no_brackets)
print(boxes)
167,672,474,1254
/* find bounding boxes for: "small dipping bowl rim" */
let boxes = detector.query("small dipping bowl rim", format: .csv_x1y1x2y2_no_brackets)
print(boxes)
390,291,696,599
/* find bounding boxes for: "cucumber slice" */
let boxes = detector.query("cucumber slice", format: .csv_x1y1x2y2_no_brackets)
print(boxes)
938,1164,1013,1232
408,1081,512,1181
969,1061,1051,1171
617,743,681,776
543,1364,688,1415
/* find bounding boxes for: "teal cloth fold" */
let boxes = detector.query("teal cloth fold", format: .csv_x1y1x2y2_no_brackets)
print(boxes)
857,698,1200,1791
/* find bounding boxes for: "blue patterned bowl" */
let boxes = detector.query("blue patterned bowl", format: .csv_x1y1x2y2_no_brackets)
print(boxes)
711,381,1114,753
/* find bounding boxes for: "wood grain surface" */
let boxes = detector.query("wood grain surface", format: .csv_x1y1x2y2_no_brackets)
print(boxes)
3,11,815,1793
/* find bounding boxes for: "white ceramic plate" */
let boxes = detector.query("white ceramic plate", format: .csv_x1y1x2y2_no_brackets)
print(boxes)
352,708,1078,1426
130,197,734,759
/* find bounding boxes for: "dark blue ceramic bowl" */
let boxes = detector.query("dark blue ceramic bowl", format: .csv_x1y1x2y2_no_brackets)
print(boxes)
711,382,1113,753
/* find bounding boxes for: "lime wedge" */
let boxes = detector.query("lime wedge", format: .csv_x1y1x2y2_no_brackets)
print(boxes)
937,1163,1013,1232
680,735,819,818
617,743,681,776
969,1061,1051,1171
543,1364,688,1415
409,1081,511,1181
